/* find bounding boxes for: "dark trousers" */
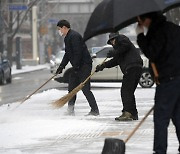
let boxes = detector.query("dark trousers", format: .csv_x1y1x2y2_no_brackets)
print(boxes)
121,66,142,116
153,78,180,154
68,64,99,112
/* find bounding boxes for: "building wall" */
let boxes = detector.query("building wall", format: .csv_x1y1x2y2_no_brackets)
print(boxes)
44,0,106,54
1,0,105,64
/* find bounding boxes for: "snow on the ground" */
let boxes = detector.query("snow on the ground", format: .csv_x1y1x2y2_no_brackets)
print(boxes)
0,89,102,147
0,84,156,153
12,64,49,75
0,82,178,154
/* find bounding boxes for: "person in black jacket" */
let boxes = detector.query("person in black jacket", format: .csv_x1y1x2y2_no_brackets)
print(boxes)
56,20,99,116
136,12,180,154
96,32,143,121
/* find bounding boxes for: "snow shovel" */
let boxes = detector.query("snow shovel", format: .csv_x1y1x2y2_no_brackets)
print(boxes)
101,106,154,154
20,73,57,104
52,57,108,108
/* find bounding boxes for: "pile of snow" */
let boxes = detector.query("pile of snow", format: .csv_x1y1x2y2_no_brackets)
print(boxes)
0,89,104,148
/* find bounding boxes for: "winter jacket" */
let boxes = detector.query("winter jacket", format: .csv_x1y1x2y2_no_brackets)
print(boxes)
105,34,143,74
60,29,92,69
137,14,180,80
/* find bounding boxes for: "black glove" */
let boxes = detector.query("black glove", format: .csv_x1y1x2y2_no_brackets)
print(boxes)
95,64,105,72
56,66,63,74
107,50,115,58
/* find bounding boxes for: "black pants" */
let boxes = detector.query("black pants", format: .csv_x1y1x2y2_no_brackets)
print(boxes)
68,64,99,112
121,66,142,116
153,78,180,154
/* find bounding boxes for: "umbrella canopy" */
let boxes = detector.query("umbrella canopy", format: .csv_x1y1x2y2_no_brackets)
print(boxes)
83,0,180,41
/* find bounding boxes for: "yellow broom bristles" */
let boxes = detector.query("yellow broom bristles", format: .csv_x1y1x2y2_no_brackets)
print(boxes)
52,82,85,108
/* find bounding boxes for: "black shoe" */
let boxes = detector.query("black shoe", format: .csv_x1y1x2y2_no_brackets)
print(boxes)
133,114,138,120
86,110,99,116
115,111,138,121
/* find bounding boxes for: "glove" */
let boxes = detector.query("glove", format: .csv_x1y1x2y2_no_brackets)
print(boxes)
56,66,63,74
107,50,115,58
135,24,144,35
95,64,105,72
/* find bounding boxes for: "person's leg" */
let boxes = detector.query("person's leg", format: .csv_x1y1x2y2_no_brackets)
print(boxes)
154,90,170,154
67,71,79,114
80,64,99,115
171,79,180,153
82,79,99,114
172,110,180,154
153,79,180,154
121,67,142,116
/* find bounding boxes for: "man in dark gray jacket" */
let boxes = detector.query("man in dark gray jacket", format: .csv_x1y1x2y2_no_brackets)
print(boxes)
96,32,143,121
56,19,99,116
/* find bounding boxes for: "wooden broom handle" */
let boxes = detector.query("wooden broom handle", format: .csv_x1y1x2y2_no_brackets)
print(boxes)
124,106,154,143
20,74,57,104
151,62,160,85
82,57,108,84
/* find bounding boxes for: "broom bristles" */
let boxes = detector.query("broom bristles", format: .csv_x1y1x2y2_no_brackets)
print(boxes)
52,82,85,108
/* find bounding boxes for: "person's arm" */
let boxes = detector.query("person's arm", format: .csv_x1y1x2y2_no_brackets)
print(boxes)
60,51,69,68
137,31,166,62
95,58,118,72
104,58,118,68
70,34,83,69
56,51,69,74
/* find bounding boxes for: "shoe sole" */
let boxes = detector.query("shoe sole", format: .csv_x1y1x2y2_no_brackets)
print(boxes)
85,114,99,116
115,118,133,121
115,117,138,121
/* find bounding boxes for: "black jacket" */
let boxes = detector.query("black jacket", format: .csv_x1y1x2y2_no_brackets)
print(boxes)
105,35,143,74
60,29,92,69
137,14,180,80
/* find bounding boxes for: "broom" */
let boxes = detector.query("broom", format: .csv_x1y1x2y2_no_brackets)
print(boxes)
52,57,108,108
101,106,154,154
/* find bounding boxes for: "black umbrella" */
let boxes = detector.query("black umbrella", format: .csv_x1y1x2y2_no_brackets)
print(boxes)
83,0,180,41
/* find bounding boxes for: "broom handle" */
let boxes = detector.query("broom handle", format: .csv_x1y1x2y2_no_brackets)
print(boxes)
82,57,108,85
124,63,158,143
20,74,57,104
124,105,154,143
151,62,160,85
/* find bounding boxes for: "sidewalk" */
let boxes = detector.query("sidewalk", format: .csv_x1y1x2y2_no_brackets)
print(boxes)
11,64,49,75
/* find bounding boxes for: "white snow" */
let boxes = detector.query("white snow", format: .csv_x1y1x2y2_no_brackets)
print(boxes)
11,64,49,75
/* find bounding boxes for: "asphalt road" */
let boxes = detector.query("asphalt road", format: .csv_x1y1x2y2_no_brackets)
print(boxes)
0,69,68,105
